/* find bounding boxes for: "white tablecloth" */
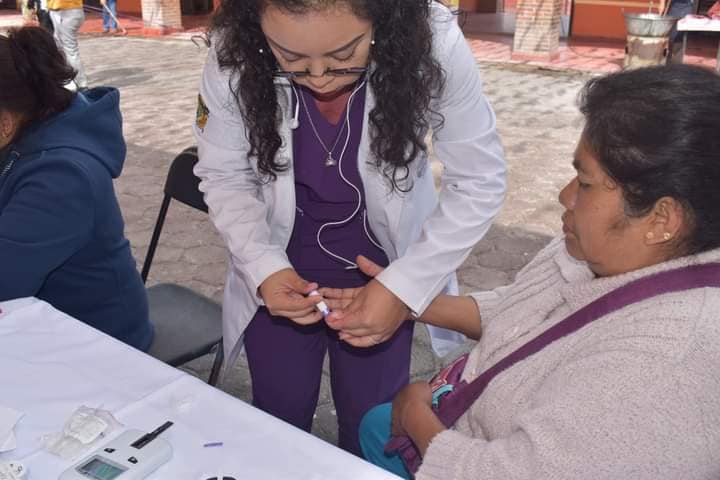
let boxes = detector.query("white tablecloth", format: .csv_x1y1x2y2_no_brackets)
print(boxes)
0,298,399,479
678,15,720,32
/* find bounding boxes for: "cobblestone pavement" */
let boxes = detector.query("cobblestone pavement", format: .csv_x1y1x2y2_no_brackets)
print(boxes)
78,35,590,446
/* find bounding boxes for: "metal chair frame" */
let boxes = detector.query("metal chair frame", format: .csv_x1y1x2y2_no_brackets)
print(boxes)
141,146,224,386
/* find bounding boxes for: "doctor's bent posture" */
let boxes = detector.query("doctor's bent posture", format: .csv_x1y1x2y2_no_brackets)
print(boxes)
193,0,506,454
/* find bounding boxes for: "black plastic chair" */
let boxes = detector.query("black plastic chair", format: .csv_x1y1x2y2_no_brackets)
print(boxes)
141,146,224,386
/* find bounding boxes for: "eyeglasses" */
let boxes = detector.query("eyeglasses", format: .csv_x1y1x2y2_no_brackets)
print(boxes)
272,67,368,79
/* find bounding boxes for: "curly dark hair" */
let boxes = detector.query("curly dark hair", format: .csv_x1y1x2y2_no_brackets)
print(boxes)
0,26,76,125
209,0,446,191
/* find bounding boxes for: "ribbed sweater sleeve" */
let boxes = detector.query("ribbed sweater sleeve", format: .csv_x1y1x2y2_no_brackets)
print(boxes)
417,292,720,480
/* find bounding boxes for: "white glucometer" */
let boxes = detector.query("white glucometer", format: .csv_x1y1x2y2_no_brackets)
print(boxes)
60,422,173,480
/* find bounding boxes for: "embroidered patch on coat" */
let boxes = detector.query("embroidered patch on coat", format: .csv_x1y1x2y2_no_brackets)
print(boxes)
196,93,209,131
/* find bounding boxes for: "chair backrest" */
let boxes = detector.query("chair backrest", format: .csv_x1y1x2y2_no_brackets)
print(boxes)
164,146,208,213
141,146,207,283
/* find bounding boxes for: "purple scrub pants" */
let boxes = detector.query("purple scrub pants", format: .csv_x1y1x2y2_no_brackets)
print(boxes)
244,307,414,456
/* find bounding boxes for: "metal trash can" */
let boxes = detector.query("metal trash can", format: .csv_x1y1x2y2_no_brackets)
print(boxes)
623,13,679,68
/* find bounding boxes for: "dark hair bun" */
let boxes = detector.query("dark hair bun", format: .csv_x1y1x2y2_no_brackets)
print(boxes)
9,26,77,96
2,26,76,120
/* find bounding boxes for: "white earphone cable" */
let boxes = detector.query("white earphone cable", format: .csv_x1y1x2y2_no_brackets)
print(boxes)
289,82,300,129
314,77,387,270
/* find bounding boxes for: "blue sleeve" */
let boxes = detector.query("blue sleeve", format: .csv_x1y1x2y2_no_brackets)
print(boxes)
0,158,95,300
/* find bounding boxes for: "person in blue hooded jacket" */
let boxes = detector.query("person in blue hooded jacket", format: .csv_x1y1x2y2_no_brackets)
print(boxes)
0,26,153,351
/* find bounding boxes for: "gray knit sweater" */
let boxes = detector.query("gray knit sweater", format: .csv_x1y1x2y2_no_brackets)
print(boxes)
419,236,720,480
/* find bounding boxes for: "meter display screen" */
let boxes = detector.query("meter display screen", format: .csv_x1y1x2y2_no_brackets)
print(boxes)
78,457,127,480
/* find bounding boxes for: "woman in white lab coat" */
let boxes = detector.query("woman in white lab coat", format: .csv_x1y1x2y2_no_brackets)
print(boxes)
193,0,505,455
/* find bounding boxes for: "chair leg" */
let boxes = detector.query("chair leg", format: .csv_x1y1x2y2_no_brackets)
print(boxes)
208,340,224,386
141,195,171,284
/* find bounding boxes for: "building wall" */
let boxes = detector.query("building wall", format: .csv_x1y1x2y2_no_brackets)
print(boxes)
460,0,499,12
571,0,653,39
118,0,142,15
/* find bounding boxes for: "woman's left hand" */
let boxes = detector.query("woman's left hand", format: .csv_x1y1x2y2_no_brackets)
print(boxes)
391,382,434,436
323,255,411,347
391,382,445,457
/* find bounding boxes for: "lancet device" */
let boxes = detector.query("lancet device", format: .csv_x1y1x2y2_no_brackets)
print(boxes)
309,290,330,318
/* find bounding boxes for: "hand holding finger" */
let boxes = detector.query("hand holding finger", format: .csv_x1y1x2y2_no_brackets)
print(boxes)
318,286,360,300
260,269,320,316
356,255,385,278
291,310,324,326
339,332,387,348
324,298,353,310
274,304,317,319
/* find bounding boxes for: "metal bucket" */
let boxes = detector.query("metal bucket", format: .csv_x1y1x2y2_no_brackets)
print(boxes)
623,13,678,37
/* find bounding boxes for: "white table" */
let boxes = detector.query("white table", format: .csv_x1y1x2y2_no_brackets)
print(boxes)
677,15,720,72
0,298,400,479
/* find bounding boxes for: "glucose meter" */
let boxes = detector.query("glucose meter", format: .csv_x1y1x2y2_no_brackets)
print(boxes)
60,422,173,480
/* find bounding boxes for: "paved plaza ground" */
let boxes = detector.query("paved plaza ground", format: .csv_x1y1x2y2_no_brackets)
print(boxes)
65,34,590,445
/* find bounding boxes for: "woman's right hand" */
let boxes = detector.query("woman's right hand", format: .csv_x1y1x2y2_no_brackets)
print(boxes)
259,268,324,325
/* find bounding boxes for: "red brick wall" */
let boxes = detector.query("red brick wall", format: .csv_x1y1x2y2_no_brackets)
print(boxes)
512,0,563,58
141,0,182,31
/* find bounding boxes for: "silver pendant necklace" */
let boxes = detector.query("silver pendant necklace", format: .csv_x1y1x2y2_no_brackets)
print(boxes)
298,87,350,167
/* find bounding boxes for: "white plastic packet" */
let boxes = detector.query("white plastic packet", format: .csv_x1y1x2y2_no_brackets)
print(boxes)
0,404,23,453
40,406,122,460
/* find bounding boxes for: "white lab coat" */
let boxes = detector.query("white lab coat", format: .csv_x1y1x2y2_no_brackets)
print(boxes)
193,3,506,369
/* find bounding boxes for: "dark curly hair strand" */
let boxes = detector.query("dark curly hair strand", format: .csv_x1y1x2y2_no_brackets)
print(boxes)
209,0,446,191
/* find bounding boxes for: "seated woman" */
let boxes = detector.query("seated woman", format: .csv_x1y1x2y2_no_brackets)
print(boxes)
0,27,152,351
322,64,720,478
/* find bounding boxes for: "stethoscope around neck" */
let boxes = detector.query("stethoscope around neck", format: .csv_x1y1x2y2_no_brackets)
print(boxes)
288,78,385,270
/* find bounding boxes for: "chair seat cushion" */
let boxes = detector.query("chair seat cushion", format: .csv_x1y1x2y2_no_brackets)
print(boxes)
146,283,222,366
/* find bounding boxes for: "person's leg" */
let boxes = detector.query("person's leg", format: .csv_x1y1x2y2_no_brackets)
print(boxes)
49,9,61,43
327,321,414,456
359,403,412,479
53,8,87,88
102,0,117,31
107,0,117,30
244,307,327,432
38,9,53,33
667,0,694,63
102,3,110,32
